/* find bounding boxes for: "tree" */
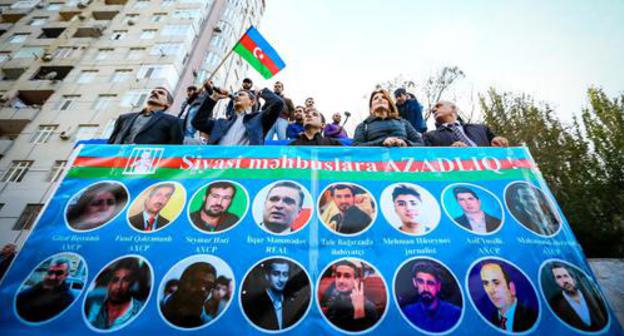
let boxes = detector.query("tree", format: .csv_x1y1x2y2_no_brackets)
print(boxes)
479,88,624,257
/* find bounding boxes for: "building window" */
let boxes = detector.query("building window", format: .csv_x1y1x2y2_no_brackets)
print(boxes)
13,47,44,59
1,161,33,183
101,118,117,138
53,46,78,58
112,69,132,82
9,33,30,44
134,0,150,9
124,13,139,24
93,94,117,110
152,13,166,22
77,70,97,84
0,52,10,63
12,204,43,230
57,95,80,111
140,29,157,39
75,124,99,141
31,125,58,144
46,3,63,11
150,43,184,58
48,160,67,182
127,48,145,60
12,0,40,9
29,16,49,26
95,48,114,60
162,24,192,37
110,30,127,40
121,90,149,108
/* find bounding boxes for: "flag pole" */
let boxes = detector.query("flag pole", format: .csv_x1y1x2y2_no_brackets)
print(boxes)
205,25,253,85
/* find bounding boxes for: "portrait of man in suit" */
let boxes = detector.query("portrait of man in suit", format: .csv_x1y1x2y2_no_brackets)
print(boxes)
452,186,501,234
129,183,176,232
479,261,538,332
241,258,311,332
506,182,560,236
545,262,608,332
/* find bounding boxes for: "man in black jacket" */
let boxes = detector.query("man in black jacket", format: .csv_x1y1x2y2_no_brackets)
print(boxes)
423,101,508,147
289,107,342,146
108,86,183,145
452,187,501,233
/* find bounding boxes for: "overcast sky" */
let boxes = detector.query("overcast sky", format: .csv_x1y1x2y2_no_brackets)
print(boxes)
245,0,624,132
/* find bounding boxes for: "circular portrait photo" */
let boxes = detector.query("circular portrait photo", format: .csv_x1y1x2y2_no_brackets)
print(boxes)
252,180,313,235
394,258,463,334
466,257,540,334
380,183,440,236
240,257,312,332
441,183,504,235
188,180,249,234
83,255,152,332
158,254,235,330
318,183,377,236
317,258,388,333
65,181,129,232
539,259,609,333
127,181,186,233
504,182,561,237
14,252,87,324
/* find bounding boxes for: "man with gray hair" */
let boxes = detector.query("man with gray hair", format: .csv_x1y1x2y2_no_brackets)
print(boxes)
108,86,183,144
423,100,508,147
16,257,76,322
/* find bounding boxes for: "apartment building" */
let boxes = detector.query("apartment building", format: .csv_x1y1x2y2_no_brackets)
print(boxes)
0,0,265,247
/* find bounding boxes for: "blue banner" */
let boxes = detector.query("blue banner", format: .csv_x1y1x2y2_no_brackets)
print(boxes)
0,145,620,335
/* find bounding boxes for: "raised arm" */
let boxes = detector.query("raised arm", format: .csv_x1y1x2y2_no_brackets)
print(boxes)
259,88,285,135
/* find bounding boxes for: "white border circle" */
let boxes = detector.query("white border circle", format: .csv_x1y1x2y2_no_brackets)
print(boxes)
317,183,378,237
186,179,250,235
441,182,505,236
238,256,313,334
252,180,313,236
65,180,131,233
503,181,562,238
81,254,154,333
315,257,389,335
126,181,187,234
380,182,441,236
392,256,465,335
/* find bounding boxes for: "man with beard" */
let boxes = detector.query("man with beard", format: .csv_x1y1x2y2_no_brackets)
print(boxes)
402,261,461,332
260,182,304,234
509,184,560,235
480,262,537,332
548,263,607,331
190,182,239,233
85,258,144,330
328,184,373,234
242,259,310,331
129,183,176,232
108,86,182,144
161,262,216,328
286,106,305,140
453,187,501,233
288,107,342,146
16,257,76,322
320,260,378,332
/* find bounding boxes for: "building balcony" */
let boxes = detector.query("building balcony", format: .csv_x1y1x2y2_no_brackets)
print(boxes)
0,138,13,156
0,107,40,137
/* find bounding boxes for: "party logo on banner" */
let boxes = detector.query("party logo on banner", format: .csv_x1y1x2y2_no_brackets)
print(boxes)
123,147,164,175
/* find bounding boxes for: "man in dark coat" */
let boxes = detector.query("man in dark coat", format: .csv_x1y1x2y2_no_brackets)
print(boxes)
128,183,175,232
16,257,75,322
394,88,427,133
108,86,183,145
192,84,283,145
548,263,608,331
452,186,501,233
289,107,342,146
189,181,240,233
423,100,508,147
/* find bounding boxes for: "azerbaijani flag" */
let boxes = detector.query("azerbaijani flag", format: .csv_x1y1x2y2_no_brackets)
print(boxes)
233,26,285,79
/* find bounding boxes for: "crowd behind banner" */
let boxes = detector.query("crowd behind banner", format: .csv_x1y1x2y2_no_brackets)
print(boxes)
106,77,509,149
0,144,621,335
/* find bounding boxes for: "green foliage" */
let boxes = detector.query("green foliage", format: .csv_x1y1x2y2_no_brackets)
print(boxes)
480,88,624,257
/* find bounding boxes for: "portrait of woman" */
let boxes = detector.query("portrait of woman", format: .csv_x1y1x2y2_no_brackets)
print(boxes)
66,181,129,231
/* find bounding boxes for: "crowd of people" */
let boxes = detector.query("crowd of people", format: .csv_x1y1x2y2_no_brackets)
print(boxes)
106,78,509,149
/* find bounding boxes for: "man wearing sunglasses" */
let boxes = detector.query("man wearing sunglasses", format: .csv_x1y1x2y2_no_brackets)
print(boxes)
16,257,76,322
108,86,183,145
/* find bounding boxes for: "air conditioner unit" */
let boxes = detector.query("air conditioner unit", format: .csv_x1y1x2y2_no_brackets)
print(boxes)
78,14,86,20
42,53,53,62
59,127,73,140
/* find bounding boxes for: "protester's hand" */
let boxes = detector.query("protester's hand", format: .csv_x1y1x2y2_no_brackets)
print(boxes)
393,138,408,147
351,279,366,319
491,136,509,147
382,137,397,146
451,141,468,147
210,88,229,101
354,194,374,217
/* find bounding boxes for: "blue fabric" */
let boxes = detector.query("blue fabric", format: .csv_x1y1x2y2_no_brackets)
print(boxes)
403,300,461,332
397,99,427,133
286,122,304,140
